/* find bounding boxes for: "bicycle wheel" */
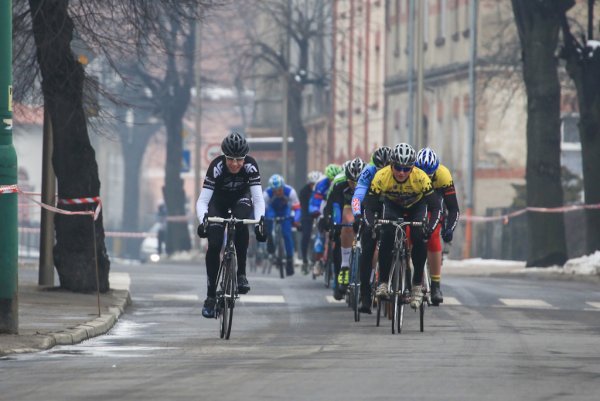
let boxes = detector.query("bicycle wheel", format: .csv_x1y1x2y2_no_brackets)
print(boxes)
220,252,236,339
324,251,332,288
397,252,409,334
419,264,430,333
350,247,361,322
276,224,285,279
391,252,400,334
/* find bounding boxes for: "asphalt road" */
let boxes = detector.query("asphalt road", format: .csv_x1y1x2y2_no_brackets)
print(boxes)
1,260,599,401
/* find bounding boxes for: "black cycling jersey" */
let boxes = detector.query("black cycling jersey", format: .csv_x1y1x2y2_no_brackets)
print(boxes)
299,183,313,216
203,155,261,198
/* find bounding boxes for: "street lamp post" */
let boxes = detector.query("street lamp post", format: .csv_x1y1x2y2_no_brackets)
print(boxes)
0,0,18,333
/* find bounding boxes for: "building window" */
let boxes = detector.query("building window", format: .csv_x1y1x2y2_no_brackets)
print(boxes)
394,0,401,57
463,0,471,38
452,0,460,41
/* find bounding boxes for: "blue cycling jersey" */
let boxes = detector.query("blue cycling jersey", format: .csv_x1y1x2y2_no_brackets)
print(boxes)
308,177,332,216
351,163,377,217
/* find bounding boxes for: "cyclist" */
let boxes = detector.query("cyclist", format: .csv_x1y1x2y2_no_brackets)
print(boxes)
350,146,392,313
309,163,342,278
264,174,302,277
299,171,323,274
308,164,342,218
323,157,366,300
196,130,267,319
365,143,441,309
415,147,460,306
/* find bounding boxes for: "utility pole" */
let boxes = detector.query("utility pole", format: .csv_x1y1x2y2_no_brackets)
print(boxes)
38,110,56,286
0,0,18,333
194,19,202,249
281,0,292,181
407,0,415,145
464,0,479,258
415,0,424,149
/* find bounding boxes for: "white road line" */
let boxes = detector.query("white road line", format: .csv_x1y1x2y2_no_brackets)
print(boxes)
442,296,461,306
499,298,553,308
585,302,600,309
240,295,286,304
153,294,199,301
326,295,345,304
110,272,130,290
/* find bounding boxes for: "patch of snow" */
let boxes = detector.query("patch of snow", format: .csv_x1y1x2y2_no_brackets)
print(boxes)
587,40,600,50
563,250,600,275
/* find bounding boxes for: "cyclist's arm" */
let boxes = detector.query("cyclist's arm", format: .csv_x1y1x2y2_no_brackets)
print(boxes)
424,189,442,233
351,167,375,217
442,185,460,233
289,188,302,223
196,188,213,222
309,179,327,215
251,185,265,219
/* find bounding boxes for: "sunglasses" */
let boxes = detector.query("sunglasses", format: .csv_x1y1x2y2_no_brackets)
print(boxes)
225,156,246,162
392,164,413,173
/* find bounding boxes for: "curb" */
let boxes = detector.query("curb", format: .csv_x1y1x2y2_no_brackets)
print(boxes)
50,290,132,348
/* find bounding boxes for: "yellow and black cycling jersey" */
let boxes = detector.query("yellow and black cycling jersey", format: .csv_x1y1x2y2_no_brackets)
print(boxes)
431,164,453,190
369,165,434,208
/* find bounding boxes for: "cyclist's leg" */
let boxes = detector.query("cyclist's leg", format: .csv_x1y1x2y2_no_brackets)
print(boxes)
206,202,227,298
376,202,401,294
300,217,313,264
427,222,444,304
407,201,428,286
338,207,354,287
232,196,253,293
265,210,275,255
281,217,295,275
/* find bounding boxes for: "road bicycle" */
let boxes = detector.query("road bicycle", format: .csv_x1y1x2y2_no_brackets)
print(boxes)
374,218,423,334
266,216,288,278
348,221,363,322
206,212,260,340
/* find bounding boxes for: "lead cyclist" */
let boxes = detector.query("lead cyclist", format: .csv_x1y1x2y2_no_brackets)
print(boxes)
195,130,266,319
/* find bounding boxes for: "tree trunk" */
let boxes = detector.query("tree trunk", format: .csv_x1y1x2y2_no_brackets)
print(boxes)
29,0,110,291
561,13,600,254
120,115,158,258
288,76,308,191
511,0,568,266
163,109,192,255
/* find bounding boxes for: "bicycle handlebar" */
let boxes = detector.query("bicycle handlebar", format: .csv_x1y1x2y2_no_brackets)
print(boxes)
207,216,261,225
373,219,423,228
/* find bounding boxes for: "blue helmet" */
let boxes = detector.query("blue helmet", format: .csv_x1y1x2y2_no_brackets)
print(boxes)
268,174,285,190
415,147,440,175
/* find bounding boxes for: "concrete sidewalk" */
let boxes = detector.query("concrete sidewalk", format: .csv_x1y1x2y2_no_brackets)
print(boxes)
0,270,130,357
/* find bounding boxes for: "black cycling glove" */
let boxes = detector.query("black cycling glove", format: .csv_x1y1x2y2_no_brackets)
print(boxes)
254,216,267,242
441,228,453,243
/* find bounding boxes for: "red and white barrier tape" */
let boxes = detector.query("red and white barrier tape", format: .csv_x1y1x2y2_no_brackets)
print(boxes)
0,184,102,221
461,203,600,223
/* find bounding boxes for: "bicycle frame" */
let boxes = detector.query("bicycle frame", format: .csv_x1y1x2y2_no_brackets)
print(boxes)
374,218,422,334
207,214,260,340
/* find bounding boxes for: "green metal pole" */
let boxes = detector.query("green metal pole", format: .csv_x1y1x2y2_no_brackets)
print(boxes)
0,0,18,334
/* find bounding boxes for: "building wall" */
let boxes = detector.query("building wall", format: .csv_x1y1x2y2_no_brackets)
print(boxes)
332,0,386,164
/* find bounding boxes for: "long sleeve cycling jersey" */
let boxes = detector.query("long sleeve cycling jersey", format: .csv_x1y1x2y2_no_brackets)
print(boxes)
263,184,301,223
430,164,460,233
196,155,265,222
308,177,332,216
351,163,377,217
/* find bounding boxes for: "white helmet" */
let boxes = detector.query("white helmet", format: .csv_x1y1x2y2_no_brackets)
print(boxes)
391,143,416,167
307,170,322,184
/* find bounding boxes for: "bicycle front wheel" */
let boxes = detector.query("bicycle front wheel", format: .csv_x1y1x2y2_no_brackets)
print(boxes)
391,252,400,334
350,247,362,322
219,253,236,339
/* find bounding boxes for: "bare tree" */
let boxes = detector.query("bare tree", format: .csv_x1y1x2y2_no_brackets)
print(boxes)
511,0,570,267
13,0,219,291
559,0,600,254
237,0,332,189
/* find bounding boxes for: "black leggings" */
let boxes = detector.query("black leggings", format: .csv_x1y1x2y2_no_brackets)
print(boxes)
205,196,252,298
300,217,314,263
370,200,428,286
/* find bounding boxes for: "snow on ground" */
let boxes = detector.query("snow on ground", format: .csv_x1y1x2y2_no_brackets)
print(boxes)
445,251,600,277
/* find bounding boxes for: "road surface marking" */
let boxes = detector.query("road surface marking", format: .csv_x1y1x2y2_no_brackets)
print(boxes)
110,272,130,290
585,302,600,309
499,298,553,308
442,296,461,305
240,295,286,303
153,294,199,301
326,296,345,303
